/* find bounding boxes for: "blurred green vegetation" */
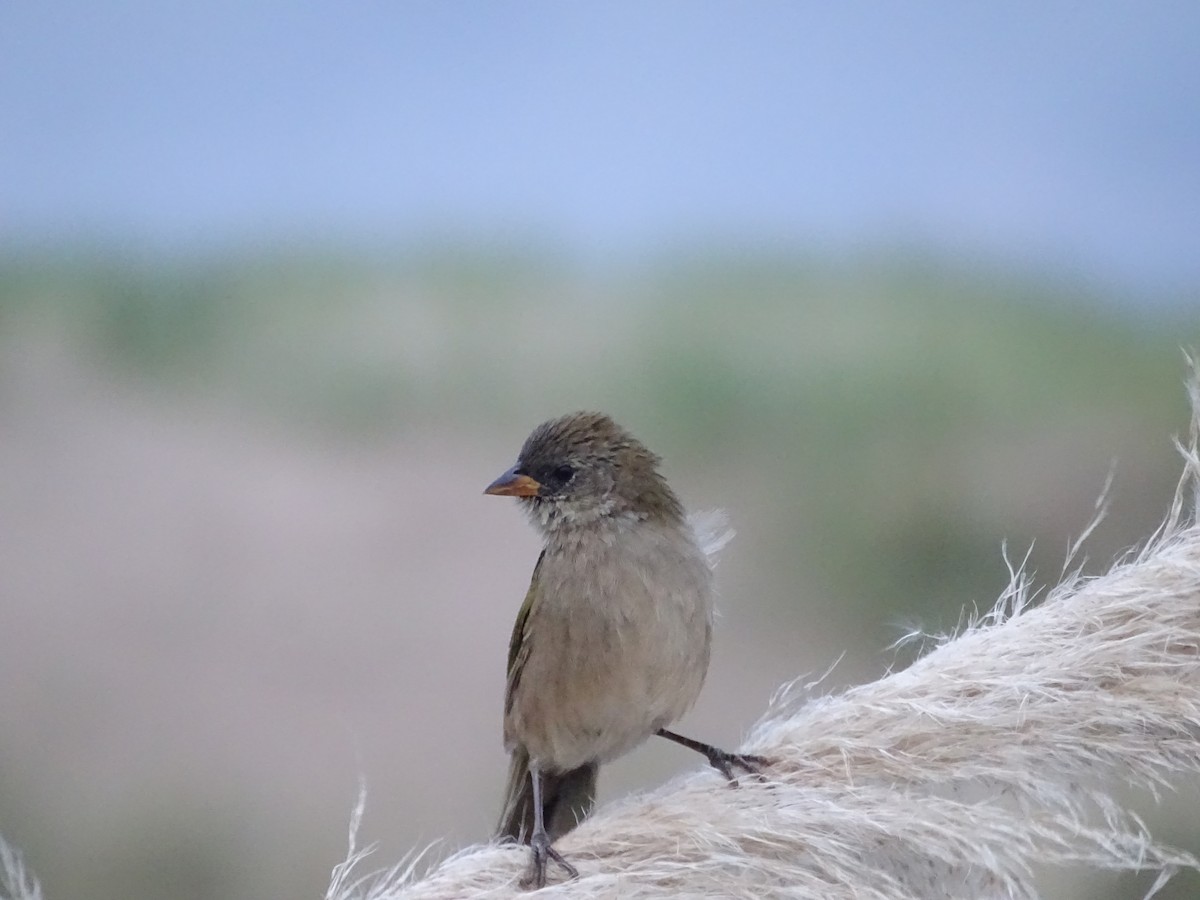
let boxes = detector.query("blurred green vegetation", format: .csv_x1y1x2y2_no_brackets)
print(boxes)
7,245,1198,626
5,244,1198,624
2,243,1198,899
5,242,1196,631
4,244,1192,427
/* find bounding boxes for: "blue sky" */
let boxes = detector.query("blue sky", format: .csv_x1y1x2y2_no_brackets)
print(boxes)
2,2,1198,292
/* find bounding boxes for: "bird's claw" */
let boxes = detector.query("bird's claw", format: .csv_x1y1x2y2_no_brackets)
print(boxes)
521,830,579,890
706,749,771,787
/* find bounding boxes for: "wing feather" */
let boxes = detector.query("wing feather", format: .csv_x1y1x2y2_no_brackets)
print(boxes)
504,549,545,715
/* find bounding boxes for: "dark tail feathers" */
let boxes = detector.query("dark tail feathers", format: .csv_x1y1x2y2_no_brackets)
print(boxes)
495,748,597,843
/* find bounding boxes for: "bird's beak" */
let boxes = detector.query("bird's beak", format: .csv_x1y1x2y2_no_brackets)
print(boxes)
484,465,542,497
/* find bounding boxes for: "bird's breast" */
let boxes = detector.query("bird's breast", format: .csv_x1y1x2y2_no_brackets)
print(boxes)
505,521,714,770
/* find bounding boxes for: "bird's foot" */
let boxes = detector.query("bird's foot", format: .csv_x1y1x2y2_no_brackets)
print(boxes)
704,748,771,787
655,728,772,787
521,830,578,890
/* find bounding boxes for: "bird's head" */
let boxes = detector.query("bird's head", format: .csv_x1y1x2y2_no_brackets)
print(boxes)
484,412,682,534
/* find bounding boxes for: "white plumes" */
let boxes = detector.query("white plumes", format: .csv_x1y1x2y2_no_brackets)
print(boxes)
326,780,437,900
331,376,1200,900
0,835,42,900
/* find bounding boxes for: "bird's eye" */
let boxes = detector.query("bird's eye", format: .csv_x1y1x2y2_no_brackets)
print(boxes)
552,464,575,485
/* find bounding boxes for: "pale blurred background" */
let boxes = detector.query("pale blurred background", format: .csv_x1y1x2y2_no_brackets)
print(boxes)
2,3,1199,899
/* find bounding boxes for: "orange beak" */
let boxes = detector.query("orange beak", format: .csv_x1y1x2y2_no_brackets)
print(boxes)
484,465,542,497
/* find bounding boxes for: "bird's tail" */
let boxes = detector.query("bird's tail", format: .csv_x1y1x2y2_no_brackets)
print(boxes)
495,748,598,843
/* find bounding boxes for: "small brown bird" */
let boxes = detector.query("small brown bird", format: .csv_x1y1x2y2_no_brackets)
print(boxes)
485,412,765,888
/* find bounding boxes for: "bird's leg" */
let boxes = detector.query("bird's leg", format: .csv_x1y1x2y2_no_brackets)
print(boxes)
521,763,579,889
656,728,770,786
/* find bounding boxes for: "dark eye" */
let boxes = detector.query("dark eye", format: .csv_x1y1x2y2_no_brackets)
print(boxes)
551,464,575,485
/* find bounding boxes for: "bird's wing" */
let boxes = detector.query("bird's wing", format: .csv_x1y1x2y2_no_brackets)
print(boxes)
504,549,545,716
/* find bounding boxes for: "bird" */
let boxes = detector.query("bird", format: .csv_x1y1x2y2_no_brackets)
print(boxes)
484,411,766,888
